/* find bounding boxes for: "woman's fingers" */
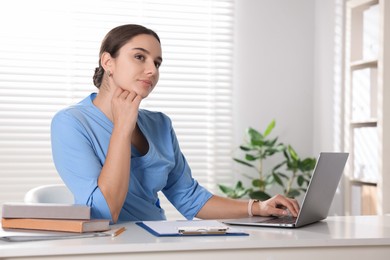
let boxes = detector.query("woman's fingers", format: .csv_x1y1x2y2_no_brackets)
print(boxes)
259,194,300,217
110,87,142,134
114,86,124,98
125,91,137,101
114,88,140,102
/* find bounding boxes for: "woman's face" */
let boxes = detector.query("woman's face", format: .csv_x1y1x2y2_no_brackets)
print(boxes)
110,34,162,99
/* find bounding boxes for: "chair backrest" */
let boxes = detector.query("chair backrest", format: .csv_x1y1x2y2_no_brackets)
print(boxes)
24,184,74,204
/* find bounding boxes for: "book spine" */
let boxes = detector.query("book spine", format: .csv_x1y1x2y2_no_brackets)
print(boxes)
2,218,84,233
2,204,91,220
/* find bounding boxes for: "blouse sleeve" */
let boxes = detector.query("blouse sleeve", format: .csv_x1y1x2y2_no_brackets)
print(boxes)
162,120,213,220
50,110,112,221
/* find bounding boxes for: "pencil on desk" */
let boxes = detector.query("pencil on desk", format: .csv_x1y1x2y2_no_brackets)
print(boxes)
112,227,126,237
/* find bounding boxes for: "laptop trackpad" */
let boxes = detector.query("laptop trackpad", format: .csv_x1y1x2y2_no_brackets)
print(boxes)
223,216,275,224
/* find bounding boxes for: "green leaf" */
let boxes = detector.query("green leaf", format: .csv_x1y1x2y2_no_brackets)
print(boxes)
272,173,284,187
275,172,289,180
264,148,279,156
235,189,248,198
239,145,252,151
263,139,274,147
245,154,258,161
235,181,244,189
233,158,255,168
297,175,305,186
218,183,248,199
249,190,271,200
218,184,234,194
263,120,275,137
252,179,265,188
300,158,316,171
247,128,263,143
283,148,290,160
251,139,264,147
272,161,286,171
276,143,285,151
263,138,276,148
288,145,299,161
286,189,300,199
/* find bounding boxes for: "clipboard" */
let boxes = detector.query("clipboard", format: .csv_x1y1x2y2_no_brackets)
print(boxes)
136,220,248,237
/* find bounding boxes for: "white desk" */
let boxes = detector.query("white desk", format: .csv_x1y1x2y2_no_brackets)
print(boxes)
1,215,390,260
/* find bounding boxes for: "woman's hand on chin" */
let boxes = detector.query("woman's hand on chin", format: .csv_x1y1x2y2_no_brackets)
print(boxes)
111,87,142,135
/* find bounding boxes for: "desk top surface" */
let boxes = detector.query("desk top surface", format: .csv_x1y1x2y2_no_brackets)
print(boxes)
1,215,390,258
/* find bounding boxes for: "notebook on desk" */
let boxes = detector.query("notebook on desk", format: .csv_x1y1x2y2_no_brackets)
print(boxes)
223,152,349,228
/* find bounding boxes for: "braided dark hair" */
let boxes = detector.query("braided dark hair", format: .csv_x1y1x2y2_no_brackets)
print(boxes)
92,24,160,88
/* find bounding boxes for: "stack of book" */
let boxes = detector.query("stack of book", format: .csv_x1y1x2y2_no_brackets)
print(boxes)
1,203,109,233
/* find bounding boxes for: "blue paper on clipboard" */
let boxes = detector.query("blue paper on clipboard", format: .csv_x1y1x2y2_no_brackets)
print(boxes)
136,220,248,237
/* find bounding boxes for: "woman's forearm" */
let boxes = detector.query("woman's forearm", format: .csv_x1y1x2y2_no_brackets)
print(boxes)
196,195,249,219
197,194,300,220
97,127,132,223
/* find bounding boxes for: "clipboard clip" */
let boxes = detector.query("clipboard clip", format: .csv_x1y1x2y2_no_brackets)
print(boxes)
177,226,229,235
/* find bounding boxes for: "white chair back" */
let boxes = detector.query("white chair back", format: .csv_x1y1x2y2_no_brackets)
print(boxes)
24,184,74,204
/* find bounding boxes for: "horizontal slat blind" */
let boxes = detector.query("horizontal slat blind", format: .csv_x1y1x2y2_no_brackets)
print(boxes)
0,0,234,219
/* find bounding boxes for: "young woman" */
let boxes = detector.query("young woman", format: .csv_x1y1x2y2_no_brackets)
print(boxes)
51,24,299,223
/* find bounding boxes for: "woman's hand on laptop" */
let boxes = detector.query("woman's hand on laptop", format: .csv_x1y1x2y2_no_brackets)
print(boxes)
255,194,300,217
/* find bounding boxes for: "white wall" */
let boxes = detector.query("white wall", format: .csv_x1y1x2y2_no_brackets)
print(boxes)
234,0,344,214
313,0,345,215
313,0,343,155
233,0,315,163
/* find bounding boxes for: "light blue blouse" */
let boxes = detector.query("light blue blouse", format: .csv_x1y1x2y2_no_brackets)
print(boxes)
51,93,212,222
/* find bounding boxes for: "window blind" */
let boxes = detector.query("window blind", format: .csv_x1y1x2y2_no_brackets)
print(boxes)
0,0,234,219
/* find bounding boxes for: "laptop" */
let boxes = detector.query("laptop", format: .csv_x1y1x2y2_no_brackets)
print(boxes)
223,152,349,228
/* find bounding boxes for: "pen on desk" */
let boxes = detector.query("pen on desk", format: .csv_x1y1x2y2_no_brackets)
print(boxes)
112,227,126,237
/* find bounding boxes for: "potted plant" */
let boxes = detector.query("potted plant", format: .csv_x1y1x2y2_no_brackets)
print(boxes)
218,120,316,200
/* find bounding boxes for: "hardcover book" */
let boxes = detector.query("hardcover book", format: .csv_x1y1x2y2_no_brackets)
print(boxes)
2,203,91,220
1,218,110,233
